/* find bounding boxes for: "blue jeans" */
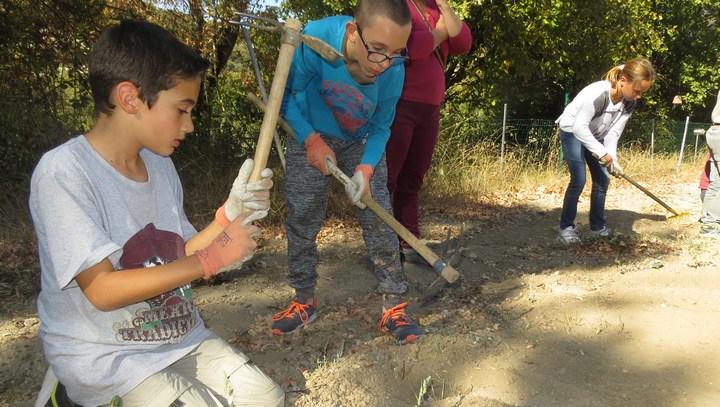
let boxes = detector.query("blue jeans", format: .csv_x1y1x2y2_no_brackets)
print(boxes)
560,130,611,231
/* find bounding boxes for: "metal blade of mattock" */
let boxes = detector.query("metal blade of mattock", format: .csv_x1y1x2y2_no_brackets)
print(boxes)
230,14,302,183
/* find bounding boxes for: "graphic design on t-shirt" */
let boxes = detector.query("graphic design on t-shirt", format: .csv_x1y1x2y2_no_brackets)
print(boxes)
320,80,374,138
114,223,199,343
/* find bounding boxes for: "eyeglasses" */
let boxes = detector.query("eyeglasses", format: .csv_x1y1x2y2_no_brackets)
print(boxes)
356,25,408,66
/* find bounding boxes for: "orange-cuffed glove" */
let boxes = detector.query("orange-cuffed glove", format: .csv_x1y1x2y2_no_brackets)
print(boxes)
344,164,373,209
196,212,261,279
304,133,336,175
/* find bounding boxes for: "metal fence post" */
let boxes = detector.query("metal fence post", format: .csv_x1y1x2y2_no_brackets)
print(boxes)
500,103,507,172
676,116,690,172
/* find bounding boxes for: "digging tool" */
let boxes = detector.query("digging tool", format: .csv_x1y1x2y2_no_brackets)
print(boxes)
229,15,303,182
325,160,460,283
247,93,461,284
593,154,683,217
233,13,342,64
231,13,342,177
241,24,286,169
617,173,682,217
419,223,465,304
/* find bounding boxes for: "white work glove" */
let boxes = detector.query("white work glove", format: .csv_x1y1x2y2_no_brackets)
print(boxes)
216,158,273,227
609,161,624,178
344,165,373,209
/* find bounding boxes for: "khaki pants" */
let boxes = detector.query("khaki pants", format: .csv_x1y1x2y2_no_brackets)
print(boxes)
119,335,284,407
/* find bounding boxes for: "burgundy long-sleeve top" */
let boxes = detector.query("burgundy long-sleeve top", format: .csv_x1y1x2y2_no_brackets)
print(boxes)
402,0,472,105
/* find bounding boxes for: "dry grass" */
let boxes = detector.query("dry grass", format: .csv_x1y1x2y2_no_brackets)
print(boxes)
426,135,704,204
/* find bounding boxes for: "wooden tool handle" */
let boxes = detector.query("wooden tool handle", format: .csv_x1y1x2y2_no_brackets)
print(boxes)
360,197,460,283
327,163,460,283
249,18,302,182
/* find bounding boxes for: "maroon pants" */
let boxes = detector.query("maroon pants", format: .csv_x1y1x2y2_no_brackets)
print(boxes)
386,99,441,248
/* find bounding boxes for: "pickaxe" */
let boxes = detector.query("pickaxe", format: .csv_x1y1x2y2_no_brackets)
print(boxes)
246,93,461,284
229,13,341,183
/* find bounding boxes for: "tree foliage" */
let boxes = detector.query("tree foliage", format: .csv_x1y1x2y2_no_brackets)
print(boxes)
2,0,720,189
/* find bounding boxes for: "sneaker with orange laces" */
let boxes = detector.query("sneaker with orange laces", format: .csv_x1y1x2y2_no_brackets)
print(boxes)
271,296,317,335
378,302,424,345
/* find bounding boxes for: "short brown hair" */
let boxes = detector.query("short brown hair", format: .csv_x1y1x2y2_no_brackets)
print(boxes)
354,0,411,29
89,20,210,116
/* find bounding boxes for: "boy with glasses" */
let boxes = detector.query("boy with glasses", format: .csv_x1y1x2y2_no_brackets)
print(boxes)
273,0,423,344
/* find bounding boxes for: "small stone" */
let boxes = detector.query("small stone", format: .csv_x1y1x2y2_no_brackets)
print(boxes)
23,318,40,327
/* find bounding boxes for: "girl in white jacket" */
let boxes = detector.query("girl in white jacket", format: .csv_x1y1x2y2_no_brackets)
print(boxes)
556,58,655,244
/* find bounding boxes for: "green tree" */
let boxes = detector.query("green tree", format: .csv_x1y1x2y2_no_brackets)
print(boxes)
652,1,720,121
0,0,106,187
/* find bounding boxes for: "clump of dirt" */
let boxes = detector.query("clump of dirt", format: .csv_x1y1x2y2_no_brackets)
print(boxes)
2,174,719,406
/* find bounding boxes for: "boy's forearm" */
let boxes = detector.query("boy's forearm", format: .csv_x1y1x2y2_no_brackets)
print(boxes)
186,220,225,255
76,256,205,311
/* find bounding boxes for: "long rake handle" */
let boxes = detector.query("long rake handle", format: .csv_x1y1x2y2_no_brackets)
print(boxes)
592,153,680,216
620,173,680,216
247,93,460,283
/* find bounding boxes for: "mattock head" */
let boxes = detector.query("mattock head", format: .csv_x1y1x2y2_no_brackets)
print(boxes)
420,222,466,305
442,221,466,267
231,12,342,63
300,34,342,62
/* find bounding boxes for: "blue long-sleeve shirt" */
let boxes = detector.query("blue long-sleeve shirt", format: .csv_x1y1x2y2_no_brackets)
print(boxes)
281,16,405,168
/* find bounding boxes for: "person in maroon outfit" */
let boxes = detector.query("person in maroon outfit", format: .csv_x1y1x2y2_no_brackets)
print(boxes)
386,0,472,262
700,152,711,202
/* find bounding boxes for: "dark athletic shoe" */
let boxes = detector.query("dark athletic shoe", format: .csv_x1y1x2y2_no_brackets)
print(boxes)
271,297,317,334
378,302,423,345
400,247,428,266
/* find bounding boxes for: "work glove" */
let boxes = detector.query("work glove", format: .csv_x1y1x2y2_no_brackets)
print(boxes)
305,133,337,176
196,212,261,279
216,159,273,227
344,164,373,209
596,153,612,167
609,161,624,178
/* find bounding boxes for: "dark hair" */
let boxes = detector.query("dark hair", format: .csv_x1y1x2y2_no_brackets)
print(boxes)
354,0,411,29
89,20,211,116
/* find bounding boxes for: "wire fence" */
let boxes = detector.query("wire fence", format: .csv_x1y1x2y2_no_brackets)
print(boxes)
441,114,715,170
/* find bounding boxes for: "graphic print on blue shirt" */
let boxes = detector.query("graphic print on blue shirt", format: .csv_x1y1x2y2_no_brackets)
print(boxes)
115,223,199,343
320,79,374,139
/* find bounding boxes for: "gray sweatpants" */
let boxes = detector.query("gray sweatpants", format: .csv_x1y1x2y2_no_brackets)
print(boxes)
701,125,720,224
284,135,407,296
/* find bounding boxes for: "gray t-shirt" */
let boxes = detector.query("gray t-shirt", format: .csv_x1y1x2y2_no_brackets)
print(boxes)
29,135,212,406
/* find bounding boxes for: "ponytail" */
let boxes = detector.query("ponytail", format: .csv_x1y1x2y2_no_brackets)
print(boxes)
604,58,655,87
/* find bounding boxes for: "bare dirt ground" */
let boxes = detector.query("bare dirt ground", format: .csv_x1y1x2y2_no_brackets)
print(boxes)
2,172,720,406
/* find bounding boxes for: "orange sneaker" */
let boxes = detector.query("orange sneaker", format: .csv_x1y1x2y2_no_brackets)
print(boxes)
271,296,316,335
378,302,423,345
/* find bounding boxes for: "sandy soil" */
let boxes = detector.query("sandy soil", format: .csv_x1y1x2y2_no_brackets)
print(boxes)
2,175,720,407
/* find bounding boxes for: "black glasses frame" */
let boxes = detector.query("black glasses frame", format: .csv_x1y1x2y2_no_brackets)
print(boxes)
355,25,409,66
